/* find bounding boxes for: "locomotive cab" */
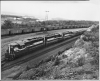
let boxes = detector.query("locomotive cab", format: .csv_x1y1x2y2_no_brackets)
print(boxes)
5,43,19,60
5,41,25,60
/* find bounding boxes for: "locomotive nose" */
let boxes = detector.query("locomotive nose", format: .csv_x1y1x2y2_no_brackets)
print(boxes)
5,52,10,60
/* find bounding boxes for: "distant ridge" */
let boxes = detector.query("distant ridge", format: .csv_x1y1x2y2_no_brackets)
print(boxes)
1,14,38,25
1,14,23,18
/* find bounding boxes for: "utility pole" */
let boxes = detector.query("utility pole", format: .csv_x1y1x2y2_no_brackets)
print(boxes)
44,11,49,31
45,11,49,21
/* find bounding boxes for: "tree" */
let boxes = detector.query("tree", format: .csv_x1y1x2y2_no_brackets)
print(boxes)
1,20,13,29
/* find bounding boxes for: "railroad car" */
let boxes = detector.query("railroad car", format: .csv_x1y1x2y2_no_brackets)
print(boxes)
11,29,21,35
25,29,31,33
10,29,15,35
1,29,9,36
22,29,27,33
45,33,62,45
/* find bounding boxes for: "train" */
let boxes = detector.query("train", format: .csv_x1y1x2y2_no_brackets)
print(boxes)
5,30,85,60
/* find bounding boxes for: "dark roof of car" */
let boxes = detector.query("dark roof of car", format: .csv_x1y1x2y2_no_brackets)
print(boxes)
10,40,25,46
15,40,25,45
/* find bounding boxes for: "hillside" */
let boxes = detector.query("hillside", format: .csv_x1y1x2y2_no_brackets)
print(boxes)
2,24,99,80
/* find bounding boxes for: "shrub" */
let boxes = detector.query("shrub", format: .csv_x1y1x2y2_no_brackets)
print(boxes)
74,39,85,47
58,51,62,55
77,57,85,66
18,69,36,80
33,63,40,68
35,69,46,77
62,54,68,59
92,41,99,48
2,20,13,29
90,54,99,65
44,56,52,63
53,57,61,66
38,60,44,66
25,65,31,71
51,67,62,79
50,55,56,62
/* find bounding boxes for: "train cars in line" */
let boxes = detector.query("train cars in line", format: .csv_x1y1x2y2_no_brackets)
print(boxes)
5,30,85,60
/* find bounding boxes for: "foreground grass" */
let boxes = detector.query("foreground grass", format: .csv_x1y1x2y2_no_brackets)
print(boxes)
3,25,99,80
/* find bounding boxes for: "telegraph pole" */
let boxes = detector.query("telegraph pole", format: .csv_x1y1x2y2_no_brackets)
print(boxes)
44,11,49,31
45,11,49,21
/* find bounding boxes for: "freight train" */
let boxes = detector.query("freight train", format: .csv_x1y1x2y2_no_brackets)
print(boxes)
5,30,85,60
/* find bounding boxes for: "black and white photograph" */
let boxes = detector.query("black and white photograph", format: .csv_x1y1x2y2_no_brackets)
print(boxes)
1,0,99,80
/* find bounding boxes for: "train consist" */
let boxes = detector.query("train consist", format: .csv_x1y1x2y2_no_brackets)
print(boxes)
5,30,85,60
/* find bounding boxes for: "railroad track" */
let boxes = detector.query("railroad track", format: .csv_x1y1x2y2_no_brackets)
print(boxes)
1,35,80,71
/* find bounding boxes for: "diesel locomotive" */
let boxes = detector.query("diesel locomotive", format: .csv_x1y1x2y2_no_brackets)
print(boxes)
5,30,85,60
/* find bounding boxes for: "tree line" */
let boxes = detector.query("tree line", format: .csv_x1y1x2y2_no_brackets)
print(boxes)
1,20,98,29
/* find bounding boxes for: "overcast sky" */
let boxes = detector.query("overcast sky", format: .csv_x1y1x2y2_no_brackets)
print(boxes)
1,0,100,21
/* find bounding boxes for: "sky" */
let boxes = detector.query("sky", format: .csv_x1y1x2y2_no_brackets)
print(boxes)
1,0,100,21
